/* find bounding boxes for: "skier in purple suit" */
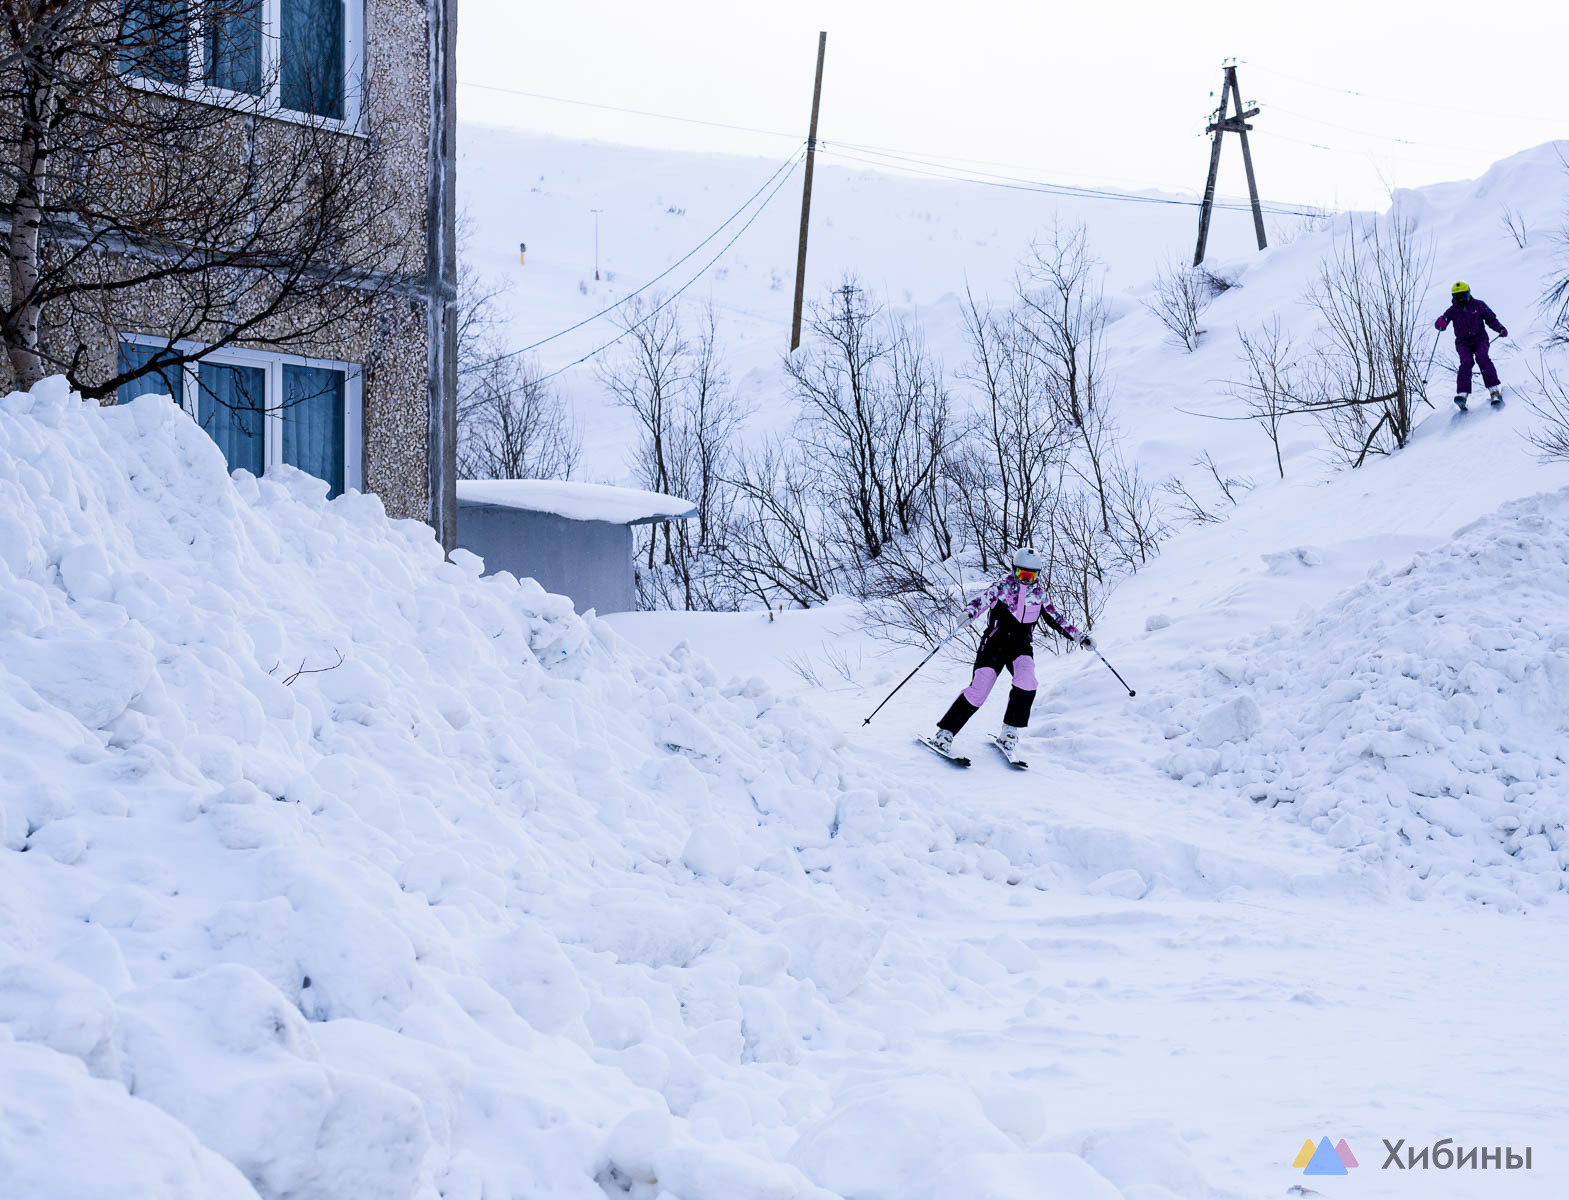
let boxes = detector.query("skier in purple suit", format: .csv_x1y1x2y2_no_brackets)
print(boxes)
931,546,1092,756
1435,281,1508,409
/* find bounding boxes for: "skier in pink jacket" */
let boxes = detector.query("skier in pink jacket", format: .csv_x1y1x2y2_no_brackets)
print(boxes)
931,546,1092,756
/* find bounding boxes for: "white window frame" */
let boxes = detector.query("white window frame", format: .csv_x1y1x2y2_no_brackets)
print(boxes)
119,333,363,493
123,0,367,135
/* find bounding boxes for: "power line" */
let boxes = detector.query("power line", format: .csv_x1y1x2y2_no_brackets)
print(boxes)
458,79,803,142
817,142,1328,218
1243,61,1566,127
461,78,1334,216
1252,128,1492,175
1263,102,1495,156
473,147,804,372
533,153,805,384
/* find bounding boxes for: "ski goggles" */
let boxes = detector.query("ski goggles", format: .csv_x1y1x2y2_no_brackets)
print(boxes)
1014,567,1038,583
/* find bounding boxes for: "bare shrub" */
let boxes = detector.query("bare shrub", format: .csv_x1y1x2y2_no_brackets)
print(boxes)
956,289,1072,572
1268,204,1331,247
1525,354,1569,461
1162,452,1251,525
786,280,952,567
1231,317,1305,478
457,357,580,482
1546,153,1569,345
717,439,839,609
456,244,580,482
1305,214,1434,464
1144,258,1211,352
597,297,744,610
1501,204,1529,249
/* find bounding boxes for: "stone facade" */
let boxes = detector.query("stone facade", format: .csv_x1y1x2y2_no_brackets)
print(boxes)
5,0,456,535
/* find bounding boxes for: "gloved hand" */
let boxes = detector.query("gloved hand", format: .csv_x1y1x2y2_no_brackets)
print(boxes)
1434,316,1448,331
1079,634,1095,651
1497,328,1509,339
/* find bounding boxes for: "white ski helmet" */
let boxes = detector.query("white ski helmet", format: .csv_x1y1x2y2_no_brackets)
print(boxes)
1012,546,1042,574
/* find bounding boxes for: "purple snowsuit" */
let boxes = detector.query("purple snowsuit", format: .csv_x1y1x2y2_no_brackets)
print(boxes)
1435,297,1507,394
937,575,1081,735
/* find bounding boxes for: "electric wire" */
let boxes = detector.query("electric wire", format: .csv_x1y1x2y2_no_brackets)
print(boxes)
462,79,1333,217
471,147,804,373
532,152,804,384
1262,102,1497,156
457,79,802,143
1243,61,1566,127
816,142,1328,218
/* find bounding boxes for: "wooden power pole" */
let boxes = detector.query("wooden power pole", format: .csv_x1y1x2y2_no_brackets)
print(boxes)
1193,63,1267,266
790,31,827,353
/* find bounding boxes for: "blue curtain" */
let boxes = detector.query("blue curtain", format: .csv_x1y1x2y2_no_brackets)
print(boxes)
121,0,191,85
203,0,262,94
197,361,267,478
281,364,345,497
117,342,186,406
281,0,345,119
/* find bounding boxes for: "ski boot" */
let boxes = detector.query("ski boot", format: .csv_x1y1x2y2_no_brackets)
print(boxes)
1453,392,1469,412
932,728,955,753
1489,387,1503,407
997,725,1020,755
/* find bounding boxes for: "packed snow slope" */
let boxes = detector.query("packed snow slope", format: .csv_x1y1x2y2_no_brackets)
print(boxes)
591,133,1569,904
1,380,1370,1199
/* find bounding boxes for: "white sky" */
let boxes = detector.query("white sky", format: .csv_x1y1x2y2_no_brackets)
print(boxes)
456,0,1566,214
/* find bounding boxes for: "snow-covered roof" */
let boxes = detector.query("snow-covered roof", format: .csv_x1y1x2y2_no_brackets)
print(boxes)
456,479,697,525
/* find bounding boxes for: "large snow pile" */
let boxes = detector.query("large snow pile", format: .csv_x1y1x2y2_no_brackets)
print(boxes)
1157,488,1569,907
0,380,1236,1199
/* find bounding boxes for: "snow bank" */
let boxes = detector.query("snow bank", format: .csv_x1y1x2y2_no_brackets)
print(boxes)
1157,487,1569,906
0,380,1222,1198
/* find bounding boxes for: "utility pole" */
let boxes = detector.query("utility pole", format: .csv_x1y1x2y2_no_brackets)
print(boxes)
1193,62,1267,266
591,209,603,281
790,31,827,353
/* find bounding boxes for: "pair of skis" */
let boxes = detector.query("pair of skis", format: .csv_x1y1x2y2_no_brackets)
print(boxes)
1454,389,1504,414
916,734,1027,770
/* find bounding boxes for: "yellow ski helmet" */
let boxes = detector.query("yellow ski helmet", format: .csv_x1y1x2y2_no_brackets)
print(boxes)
1452,280,1470,295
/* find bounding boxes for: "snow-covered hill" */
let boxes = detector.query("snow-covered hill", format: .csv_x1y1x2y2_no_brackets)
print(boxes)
4,380,1330,1199
5,133,1569,1200
459,125,1569,492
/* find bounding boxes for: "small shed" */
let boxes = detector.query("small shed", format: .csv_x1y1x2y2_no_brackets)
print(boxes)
455,480,697,614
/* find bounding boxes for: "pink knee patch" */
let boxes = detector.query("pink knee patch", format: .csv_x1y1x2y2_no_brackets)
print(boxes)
962,668,999,705
1011,655,1038,691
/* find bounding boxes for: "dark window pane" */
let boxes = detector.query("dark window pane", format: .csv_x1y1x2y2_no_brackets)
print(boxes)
281,0,345,119
117,342,185,406
281,365,346,497
197,361,267,478
203,0,263,94
121,0,191,85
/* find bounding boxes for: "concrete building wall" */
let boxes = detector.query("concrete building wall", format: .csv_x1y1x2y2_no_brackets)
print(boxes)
456,503,636,615
2,0,451,530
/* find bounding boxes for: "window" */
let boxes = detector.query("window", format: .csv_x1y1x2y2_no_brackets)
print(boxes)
117,338,362,498
204,0,264,96
121,0,363,125
122,0,190,86
281,0,345,121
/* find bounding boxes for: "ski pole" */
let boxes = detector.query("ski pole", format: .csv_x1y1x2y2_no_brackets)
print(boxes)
1092,647,1137,698
862,622,970,726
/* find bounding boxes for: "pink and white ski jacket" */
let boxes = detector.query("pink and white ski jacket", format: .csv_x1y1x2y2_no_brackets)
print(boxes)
964,575,1078,640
